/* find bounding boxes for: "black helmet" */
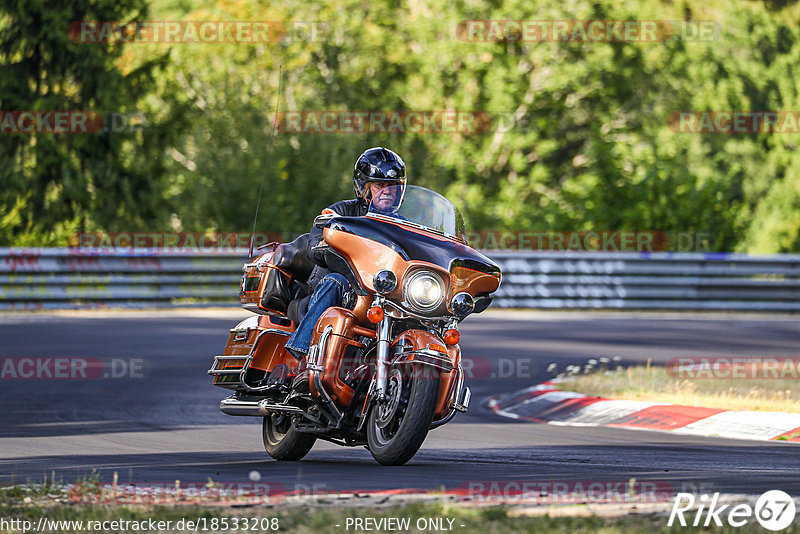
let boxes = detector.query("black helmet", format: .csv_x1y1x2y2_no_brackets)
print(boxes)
353,147,407,200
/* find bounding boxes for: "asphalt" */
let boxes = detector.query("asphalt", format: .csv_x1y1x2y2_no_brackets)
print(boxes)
0,310,798,496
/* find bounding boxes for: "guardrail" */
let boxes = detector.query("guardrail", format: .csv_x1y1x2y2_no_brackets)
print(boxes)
0,248,240,311
490,252,800,311
1,248,798,311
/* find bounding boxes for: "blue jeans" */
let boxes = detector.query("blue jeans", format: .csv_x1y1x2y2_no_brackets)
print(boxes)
284,273,349,359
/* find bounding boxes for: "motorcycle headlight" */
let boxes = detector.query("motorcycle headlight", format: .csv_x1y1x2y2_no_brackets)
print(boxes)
404,270,445,312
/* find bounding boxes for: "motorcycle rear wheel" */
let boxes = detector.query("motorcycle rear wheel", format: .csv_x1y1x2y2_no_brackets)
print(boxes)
262,414,316,461
367,366,440,466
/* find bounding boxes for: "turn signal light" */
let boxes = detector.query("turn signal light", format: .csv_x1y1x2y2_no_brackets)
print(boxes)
367,306,384,323
443,328,460,346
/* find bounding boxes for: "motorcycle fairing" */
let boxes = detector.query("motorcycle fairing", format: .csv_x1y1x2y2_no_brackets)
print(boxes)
323,216,501,302
327,215,500,276
323,226,451,303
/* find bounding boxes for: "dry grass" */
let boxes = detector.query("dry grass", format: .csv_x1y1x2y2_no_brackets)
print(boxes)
557,361,800,413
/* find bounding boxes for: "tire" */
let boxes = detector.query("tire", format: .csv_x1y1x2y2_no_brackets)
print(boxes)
367,366,440,466
262,414,316,461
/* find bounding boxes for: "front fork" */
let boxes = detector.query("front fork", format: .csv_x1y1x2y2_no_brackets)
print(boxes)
370,298,461,406
373,296,391,402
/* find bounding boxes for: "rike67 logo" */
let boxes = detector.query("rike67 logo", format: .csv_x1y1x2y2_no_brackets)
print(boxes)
669,491,796,531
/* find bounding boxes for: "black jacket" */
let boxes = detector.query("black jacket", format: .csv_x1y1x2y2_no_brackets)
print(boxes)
305,198,369,280
286,198,368,324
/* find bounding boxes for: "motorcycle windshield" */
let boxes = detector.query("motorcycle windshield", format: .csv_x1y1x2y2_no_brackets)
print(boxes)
367,185,467,243
324,185,501,289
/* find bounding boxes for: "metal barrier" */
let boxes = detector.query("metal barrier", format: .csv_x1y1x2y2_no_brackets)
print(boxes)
0,248,241,310
1,248,798,311
490,252,800,311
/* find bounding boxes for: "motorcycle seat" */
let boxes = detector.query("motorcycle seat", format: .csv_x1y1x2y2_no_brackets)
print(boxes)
271,233,315,324
272,233,316,282
286,294,311,324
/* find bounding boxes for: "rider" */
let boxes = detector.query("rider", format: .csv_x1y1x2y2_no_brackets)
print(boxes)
283,147,407,369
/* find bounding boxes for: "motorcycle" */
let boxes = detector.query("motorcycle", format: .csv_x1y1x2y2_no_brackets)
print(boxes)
209,185,501,465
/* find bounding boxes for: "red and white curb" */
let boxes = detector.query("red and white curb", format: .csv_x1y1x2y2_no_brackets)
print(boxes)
487,381,800,442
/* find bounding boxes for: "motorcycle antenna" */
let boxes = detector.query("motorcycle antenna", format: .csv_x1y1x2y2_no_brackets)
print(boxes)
362,90,378,152
355,90,379,209
248,65,283,261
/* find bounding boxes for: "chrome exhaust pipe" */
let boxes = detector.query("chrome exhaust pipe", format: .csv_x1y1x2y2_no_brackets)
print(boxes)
219,396,304,417
220,397,261,416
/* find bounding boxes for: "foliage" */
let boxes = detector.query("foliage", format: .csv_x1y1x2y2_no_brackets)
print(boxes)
0,0,191,243
1,0,799,251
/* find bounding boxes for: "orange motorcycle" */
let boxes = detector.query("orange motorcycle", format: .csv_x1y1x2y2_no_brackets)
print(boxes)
209,185,501,465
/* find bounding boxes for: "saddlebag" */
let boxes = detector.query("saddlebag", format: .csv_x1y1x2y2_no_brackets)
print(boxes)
258,265,293,314
209,315,298,390
239,234,313,317
239,246,292,316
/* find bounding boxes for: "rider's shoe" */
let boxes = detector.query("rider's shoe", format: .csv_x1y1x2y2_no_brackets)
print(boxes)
291,355,310,393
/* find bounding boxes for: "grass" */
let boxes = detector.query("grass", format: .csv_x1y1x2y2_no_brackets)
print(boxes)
1,497,796,534
556,361,800,413
2,478,798,533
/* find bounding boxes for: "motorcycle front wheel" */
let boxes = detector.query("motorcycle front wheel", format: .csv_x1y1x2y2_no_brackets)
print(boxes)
367,366,440,466
262,414,316,461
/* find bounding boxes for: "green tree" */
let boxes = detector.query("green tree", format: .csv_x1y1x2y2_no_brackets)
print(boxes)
4,0,799,252
157,0,800,251
0,0,190,245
